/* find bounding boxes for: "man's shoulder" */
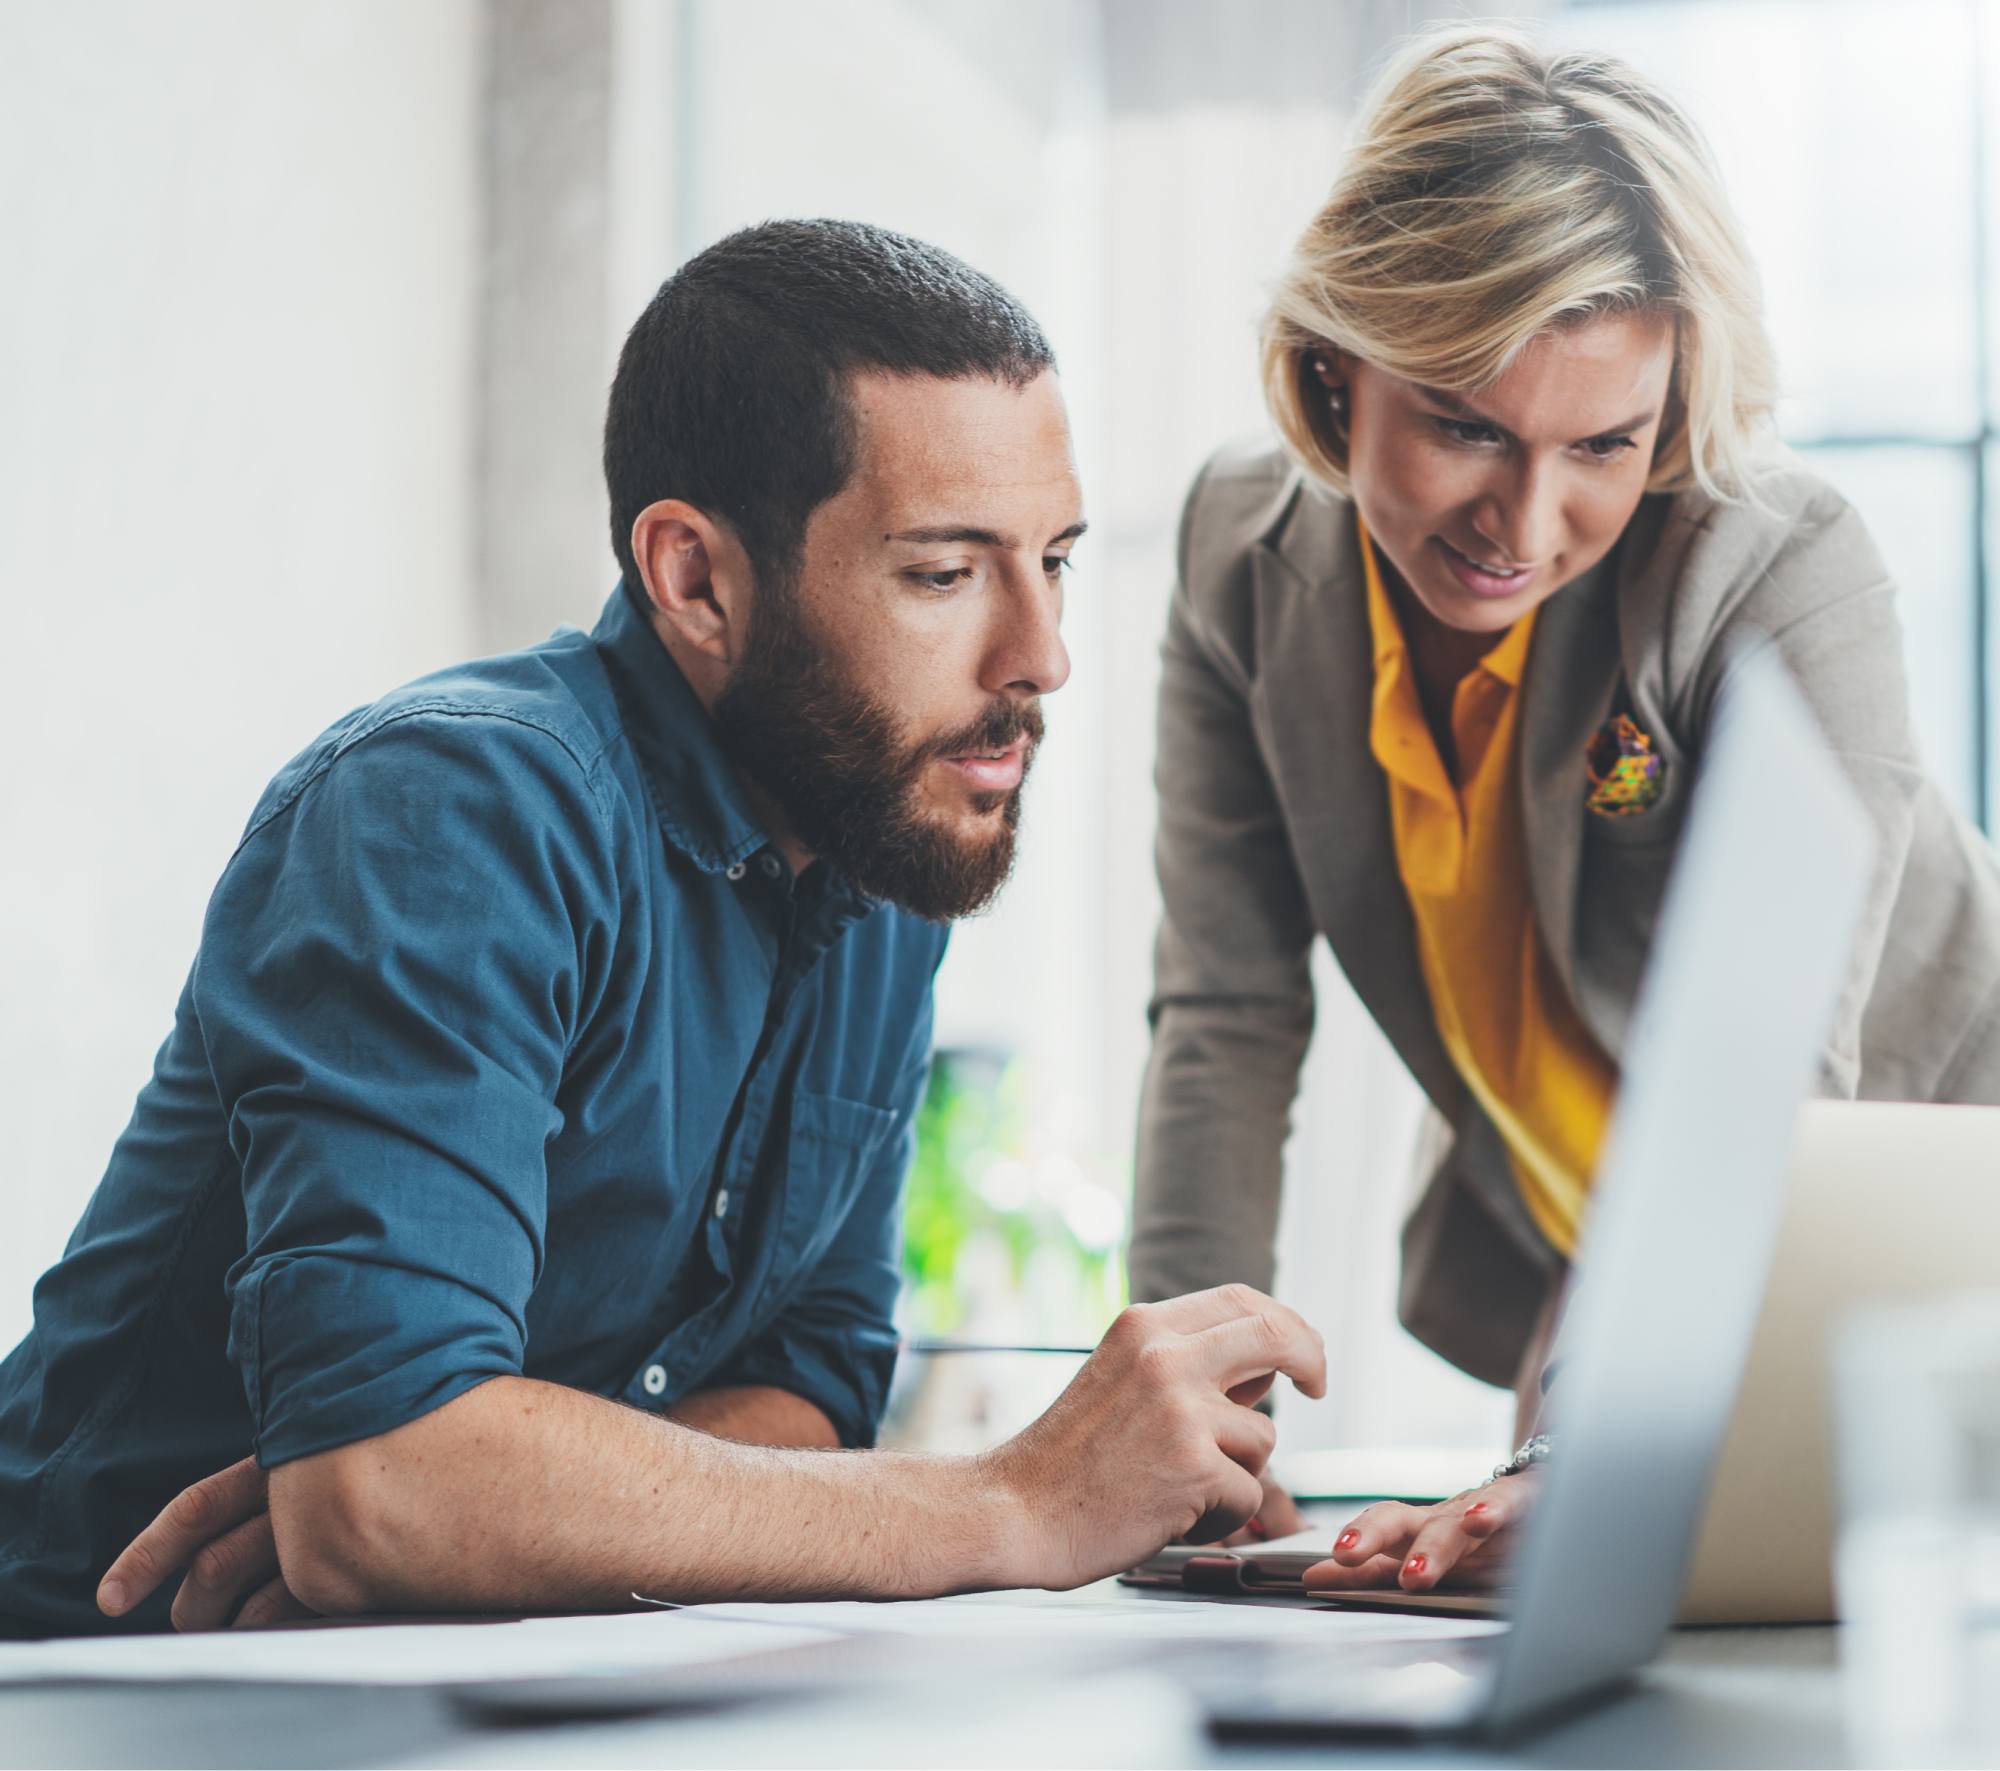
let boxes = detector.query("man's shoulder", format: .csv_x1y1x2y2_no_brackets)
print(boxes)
248,627,630,842
341,625,624,782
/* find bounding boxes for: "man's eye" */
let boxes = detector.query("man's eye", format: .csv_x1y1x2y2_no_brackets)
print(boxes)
1043,556,1073,579
1435,417,1500,447
910,568,975,594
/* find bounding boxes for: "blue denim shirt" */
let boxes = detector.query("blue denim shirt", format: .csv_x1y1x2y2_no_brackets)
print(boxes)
0,583,945,1637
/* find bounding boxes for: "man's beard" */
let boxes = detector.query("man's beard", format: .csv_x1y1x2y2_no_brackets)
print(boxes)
710,584,1042,922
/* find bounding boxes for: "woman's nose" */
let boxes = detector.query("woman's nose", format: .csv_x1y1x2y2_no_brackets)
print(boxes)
1476,462,1561,565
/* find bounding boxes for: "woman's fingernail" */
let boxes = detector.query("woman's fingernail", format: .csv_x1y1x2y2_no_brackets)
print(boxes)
1336,1529,1361,1551
98,1579,127,1613
1404,1554,1427,1577
1244,1517,1266,1541
1466,1501,1489,1515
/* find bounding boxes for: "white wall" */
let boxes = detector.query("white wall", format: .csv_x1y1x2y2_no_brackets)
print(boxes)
0,1,481,1348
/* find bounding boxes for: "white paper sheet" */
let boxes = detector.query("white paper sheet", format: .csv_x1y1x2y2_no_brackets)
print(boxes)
0,1587,1499,1688
1224,1525,1343,1556
1271,1445,1493,1503
687,1590,1505,1645
0,1608,837,1686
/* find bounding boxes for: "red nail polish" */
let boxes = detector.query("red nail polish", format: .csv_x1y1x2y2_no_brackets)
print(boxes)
1466,1501,1489,1515
1405,1554,1427,1577
1337,1529,1361,1551
1244,1517,1267,1541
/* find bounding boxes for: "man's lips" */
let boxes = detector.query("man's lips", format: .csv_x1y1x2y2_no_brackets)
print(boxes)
1434,534,1538,598
939,737,1028,793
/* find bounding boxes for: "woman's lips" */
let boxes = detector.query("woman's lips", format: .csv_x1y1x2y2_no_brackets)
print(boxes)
1434,534,1536,599
940,740,1027,792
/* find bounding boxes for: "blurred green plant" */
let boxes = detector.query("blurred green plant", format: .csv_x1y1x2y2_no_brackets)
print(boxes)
900,1046,1128,1342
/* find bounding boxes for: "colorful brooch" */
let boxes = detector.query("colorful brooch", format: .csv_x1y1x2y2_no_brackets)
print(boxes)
1585,713,1665,819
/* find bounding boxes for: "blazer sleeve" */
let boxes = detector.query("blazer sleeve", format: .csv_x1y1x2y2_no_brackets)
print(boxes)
1127,460,1319,1304
1687,480,1928,1098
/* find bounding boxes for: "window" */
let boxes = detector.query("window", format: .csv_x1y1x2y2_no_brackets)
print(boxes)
1557,0,1997,823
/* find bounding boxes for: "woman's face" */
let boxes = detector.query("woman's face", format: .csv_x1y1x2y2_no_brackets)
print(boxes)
1326,309,1676,636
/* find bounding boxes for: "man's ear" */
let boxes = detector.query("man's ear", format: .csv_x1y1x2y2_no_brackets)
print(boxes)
629,500,754,667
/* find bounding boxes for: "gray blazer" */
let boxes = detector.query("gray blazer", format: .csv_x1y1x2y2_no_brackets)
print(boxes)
1129,440,2000,1387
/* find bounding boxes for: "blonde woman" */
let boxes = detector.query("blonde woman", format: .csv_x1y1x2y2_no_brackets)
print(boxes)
1129,23,2000,1595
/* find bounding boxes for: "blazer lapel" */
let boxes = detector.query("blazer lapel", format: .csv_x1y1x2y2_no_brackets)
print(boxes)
1250,501,1464,1119
1518,552,1624,1021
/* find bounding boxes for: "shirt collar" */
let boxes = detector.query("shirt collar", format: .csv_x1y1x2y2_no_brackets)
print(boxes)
590,579,771,876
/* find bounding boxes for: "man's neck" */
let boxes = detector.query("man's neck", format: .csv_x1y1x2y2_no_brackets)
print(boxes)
640,600,819,880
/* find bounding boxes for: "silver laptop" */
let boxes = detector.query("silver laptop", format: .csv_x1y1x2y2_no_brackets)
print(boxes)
1196,650,1875,1739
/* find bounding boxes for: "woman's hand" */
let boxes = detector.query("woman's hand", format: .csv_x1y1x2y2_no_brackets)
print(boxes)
1302,1471,1538,1594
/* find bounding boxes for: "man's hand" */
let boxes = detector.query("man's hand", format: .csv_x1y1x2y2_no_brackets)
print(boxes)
1214,1468,1309,1546
1302,1471,1537,1595
986,1285,1326,1590
96,1457,312,1631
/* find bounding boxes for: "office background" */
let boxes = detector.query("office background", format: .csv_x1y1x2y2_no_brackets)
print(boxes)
2,0,1991,1459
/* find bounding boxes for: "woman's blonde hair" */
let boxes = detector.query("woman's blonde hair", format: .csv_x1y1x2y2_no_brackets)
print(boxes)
1263,22,1776,502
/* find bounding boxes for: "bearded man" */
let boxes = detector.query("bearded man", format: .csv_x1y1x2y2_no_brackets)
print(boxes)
0,220,1322,1637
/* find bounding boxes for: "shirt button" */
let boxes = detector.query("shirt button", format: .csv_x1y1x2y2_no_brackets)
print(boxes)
726,861,748,882
642,1364,667,1396
759,853,783,879
714,1189,730,1217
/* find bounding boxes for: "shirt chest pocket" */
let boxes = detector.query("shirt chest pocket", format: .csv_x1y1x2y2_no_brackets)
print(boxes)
771,1088,900,1275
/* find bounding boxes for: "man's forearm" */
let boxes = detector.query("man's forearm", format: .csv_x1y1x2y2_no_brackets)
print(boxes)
107,1288,1323,1631
668,1384,842,1448
268,1375,1015,1616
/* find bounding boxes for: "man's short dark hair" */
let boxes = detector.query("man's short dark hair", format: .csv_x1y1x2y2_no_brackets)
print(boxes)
603,219,1056,592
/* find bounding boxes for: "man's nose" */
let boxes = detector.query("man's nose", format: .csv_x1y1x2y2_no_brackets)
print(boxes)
988,569,1070,698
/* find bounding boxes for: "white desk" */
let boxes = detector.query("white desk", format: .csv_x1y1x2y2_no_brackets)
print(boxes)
0,1583,1850,1769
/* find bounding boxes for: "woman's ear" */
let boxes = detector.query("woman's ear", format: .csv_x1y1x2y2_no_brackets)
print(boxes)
1305,347,1352,447
1307,347,1353,393
629,500,753,668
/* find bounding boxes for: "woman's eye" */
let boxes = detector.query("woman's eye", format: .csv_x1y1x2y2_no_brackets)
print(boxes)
1436,417,1500,447
1579,435,1638,461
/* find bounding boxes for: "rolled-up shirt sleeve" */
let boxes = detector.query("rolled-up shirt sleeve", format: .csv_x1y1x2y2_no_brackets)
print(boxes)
710,1042,932,1449
200,709,615,1468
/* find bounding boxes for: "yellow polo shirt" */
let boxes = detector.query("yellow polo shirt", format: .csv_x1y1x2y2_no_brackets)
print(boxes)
1359,516,1616,1255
